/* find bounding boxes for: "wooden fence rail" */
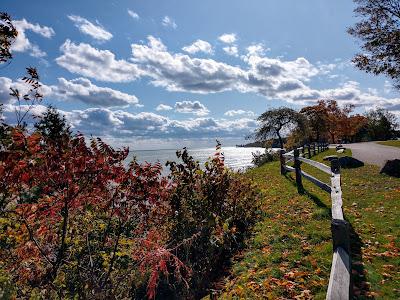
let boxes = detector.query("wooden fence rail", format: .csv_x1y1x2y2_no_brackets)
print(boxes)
280,143,351,300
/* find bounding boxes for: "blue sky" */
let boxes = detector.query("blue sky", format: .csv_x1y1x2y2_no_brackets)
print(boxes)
1,0,399,149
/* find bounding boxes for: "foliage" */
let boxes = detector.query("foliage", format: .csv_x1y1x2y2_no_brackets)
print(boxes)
365,108,399,140
164,142,260,298
348,0,400,89
251,149,279,167
254,107,305,149
0,127,259,298
300,101,329,142
0,12,18,64
299,100,368,143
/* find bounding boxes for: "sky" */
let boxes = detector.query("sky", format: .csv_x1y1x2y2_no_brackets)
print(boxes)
1,0,399,149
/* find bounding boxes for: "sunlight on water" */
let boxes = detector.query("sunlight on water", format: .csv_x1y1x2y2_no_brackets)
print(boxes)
130,147,266,172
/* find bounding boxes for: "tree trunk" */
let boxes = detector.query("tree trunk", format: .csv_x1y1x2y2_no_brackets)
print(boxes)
277,131,284,149
330,132,335,144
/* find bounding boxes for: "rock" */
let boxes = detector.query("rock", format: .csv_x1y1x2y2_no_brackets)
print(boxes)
323,155,338,161
338,156,364,168
337,149,345,153
336,144,346,151
380,159,400,178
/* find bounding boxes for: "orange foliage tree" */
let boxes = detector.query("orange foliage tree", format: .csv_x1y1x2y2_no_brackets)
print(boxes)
300,100,367,143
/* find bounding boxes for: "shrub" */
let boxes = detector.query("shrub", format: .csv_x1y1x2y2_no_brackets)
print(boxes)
252,148,279,167
0,131,259,299
164,143,260,298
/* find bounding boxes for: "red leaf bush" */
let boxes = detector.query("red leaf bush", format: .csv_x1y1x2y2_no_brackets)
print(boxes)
0,128,259,299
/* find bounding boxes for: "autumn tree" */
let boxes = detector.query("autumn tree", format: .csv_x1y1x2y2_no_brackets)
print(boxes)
300,101,329,142
254,107,305,149
299,100,369,143
348,0,400,89
340,114,368,143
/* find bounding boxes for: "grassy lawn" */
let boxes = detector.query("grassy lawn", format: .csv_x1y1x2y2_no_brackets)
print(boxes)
215,149,400,299
376,140,400,148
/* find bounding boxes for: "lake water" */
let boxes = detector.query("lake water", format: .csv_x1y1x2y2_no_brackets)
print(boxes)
130,147,266,172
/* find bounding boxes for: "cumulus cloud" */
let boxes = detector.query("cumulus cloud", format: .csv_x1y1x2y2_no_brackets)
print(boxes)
156,104,173,111
131,36,244,93
127,9,139,20
53,36,400,114
222,46,238,57
65,107,257,139
0,76,139,110
246,44,269,56
68,15,113,41
11,19,55,57
56,40,141,82
224,110,255,117
51,77,140,107
174,100,209,116
218,33,237,44
130,36,320,98
162,16,177,29
182,39,213,54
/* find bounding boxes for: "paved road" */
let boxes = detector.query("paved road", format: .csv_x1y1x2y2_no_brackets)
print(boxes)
343,142,400,167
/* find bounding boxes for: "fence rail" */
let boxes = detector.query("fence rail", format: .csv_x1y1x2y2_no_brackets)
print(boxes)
279,143,351,300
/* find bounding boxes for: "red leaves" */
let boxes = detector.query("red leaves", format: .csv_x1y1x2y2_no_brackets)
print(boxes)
20,172,30,183
1,130,175,297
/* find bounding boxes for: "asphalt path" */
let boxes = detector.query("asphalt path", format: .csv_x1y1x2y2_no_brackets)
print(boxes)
343,142,400,167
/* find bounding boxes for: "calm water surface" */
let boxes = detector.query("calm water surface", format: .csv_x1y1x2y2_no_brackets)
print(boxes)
130,147,266,172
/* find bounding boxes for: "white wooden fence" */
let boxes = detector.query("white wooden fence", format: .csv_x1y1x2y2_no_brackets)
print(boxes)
280,143,351,300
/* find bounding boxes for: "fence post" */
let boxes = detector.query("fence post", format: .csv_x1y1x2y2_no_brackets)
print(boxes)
280,149,287,175
313,143,316,156
331,157,340,175
301,145,305,156
307,144,311,159
294,149,304,194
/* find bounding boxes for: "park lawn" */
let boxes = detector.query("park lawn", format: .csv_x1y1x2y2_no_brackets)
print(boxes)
376,140,400,148
215,149,399,299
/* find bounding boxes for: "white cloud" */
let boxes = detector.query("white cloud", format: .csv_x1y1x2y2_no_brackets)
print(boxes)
51,77,140,107
65,108,257,139
182,39,213,54
222,46,238,57
174,100,209,116
162,16,177,29
11,19,55,57
127,9,139,20
218,33,237,44
0,75,139,108
68,15,113,41
131,36,245,93
56,40,141,82
54,36,400,114
246,43,269,56
156,104,173,111
130,36,318,97
224,110,255,117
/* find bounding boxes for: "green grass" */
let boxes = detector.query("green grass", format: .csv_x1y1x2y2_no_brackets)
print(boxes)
215,149,400,299
376,140,400,148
